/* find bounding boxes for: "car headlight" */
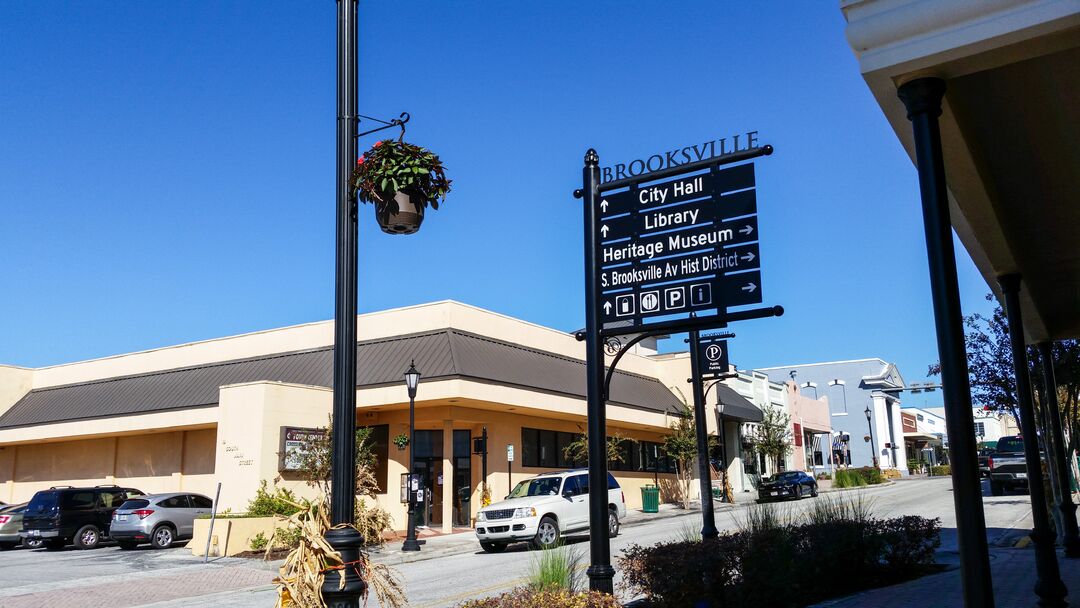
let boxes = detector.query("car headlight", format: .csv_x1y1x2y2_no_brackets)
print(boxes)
478,511,487,521
513,507,537,519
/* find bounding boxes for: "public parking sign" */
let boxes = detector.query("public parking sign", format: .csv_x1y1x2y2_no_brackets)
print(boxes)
697,337,729,376
597,162,764,325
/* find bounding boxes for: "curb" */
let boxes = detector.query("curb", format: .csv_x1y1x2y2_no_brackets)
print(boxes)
819,480,897,494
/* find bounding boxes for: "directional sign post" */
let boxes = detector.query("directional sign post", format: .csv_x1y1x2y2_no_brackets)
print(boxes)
575,142,780,594
595,160,766,330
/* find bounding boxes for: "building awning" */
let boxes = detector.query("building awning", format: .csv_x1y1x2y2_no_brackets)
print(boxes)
715,384,763,423
904,432,942,442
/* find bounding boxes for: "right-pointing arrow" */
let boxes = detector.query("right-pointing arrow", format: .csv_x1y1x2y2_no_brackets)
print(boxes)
741,251,756,263
741,282,758,293
739,225,754,236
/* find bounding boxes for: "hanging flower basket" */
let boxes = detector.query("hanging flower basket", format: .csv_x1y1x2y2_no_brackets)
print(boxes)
392,433,410,451
351,139,451,235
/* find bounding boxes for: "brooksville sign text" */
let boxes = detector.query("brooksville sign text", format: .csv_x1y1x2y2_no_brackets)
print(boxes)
600,131,760,183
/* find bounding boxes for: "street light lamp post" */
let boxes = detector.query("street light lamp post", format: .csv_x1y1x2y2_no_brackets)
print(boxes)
402,361,422,552
864,404,879,468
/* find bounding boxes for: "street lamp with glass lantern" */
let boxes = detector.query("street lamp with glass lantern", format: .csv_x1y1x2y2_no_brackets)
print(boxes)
864,404,879,468
402,360,422,552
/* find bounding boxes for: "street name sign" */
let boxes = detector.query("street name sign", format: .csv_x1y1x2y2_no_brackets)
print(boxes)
697,337,729,376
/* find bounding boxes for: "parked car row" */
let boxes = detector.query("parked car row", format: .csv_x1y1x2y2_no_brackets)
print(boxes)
8,485,214,551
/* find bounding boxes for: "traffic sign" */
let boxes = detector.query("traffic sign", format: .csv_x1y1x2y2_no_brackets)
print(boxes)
697,338,729,376
600,270,762,323
600,242,758,290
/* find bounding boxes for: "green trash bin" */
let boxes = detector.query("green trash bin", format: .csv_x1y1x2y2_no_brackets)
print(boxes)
641,484,660,513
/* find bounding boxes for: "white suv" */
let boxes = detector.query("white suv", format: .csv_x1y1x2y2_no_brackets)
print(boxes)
475,469,627,553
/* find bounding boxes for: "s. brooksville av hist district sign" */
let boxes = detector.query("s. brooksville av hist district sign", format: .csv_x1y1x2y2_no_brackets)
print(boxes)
597,161,763,325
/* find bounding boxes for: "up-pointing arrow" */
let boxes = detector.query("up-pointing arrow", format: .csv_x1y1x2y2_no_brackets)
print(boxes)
741,282,758,293
739,225,754,236
603,301,612,314
600,199,609,212
741,251,756,263
600,225,610,237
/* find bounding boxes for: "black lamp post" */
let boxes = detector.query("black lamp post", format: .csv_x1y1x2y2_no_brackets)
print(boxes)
402,361,422,552
864,405,879,468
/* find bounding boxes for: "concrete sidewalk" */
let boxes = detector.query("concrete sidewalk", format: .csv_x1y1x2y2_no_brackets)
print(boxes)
814,546,1080,607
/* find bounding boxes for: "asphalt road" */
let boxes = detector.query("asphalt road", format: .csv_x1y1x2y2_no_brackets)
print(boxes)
0,477,1035,607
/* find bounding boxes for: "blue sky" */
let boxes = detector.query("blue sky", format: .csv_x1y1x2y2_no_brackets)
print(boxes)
0,2,993,388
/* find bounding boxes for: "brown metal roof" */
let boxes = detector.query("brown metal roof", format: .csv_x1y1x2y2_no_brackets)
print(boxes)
0,330,682,429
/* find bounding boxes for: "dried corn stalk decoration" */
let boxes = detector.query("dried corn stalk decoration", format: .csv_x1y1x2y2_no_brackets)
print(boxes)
272,497,405,608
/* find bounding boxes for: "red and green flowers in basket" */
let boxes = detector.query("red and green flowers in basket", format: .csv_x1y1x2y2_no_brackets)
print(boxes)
351,139,451,210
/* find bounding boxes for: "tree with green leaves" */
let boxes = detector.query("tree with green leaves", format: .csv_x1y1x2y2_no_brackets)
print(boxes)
562,432,626,467
748,405,792,473
663,405,699,509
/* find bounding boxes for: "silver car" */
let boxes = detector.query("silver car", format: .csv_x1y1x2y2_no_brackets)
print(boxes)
0,504,42,550
110,493,214,549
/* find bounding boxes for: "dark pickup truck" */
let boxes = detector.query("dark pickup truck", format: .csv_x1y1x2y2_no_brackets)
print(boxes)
988,436,1038,496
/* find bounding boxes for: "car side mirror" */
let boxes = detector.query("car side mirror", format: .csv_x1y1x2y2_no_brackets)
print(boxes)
562,491,574,499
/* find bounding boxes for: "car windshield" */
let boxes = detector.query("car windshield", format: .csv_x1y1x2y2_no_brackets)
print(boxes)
997,438,1024,453
27,491,59,513
508,477,563,498
772,472,801,481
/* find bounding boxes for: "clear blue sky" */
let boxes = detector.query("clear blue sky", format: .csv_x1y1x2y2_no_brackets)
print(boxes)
0,1,993,387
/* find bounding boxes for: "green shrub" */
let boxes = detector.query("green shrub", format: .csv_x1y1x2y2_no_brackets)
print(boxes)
930,465,951,476
457,589,618,608
834,469,868,488
527,545,584,593
908,459,921,473
246,480,302,518
249,531,268,551
619,512,941,608
854,466,884,485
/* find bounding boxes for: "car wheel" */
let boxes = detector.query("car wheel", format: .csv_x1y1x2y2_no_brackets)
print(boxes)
151,525,175,549
22,537,44,550
810,483,819,498
74,525,101,550
118,542,140,550
990,481,1004,496
480,541,507,553
530,516,560,550
795,485,803,500
608,507,620,538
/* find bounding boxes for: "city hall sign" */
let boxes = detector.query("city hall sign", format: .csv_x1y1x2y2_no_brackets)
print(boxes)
600,131,761,183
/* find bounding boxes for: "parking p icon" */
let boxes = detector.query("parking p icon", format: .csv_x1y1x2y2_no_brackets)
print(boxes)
664,286,686,310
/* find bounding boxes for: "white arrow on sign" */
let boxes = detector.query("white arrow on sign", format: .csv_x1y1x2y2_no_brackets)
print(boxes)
741,251,756,263
603,301,612,314
600,199,609,212
600,225,610,237
741,282,758,293
739,225,754,236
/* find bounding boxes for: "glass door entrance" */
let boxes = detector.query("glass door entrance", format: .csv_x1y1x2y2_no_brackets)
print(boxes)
412,430,472,528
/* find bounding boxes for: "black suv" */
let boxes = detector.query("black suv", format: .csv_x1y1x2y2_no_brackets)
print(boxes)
21,486,143,550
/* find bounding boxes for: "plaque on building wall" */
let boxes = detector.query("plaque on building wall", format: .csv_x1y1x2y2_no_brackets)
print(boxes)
278,426,323,472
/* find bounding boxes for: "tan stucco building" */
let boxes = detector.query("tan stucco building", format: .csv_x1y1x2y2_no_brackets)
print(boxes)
0,301,817,532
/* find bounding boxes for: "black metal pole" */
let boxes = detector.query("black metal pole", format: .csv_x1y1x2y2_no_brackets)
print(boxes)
1039,341,1080,557
688,329,719,539
402,392,420,551
865,409,879,468
1000,274,1068,606
582,149,615,594
481,426,488,500
897,77,993,608
324,0,366,604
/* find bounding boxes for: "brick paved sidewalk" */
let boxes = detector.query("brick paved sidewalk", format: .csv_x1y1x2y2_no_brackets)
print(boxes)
814,547,1080,607
1,562,276,608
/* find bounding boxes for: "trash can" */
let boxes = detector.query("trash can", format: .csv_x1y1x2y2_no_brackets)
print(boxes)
641,484,660,513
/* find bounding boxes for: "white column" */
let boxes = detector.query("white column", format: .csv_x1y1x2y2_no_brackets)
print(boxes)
442,420,453,533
